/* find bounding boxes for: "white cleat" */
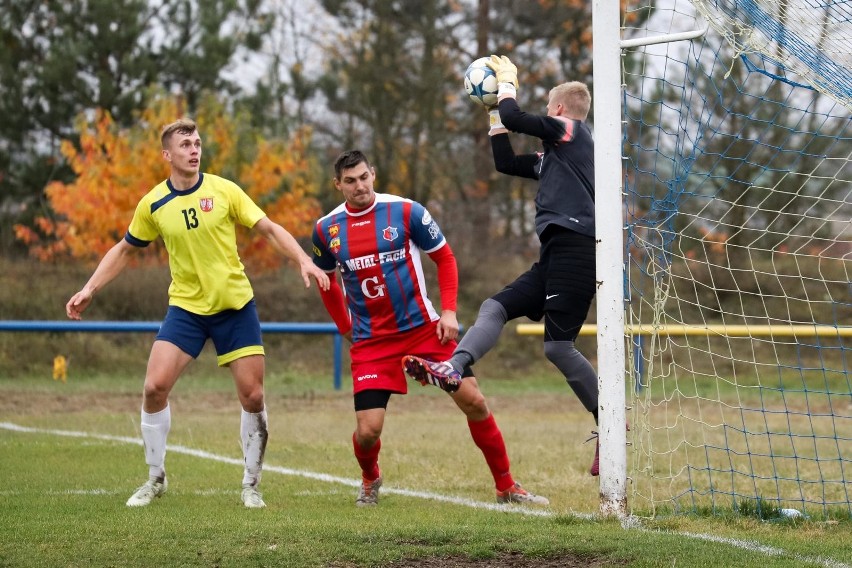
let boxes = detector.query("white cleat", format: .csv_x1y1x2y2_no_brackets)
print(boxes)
126,477,168,507
355,476,383,507
496,482,550,506
241,485,266,509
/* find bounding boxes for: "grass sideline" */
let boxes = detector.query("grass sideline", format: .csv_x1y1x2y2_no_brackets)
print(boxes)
2,371,850,567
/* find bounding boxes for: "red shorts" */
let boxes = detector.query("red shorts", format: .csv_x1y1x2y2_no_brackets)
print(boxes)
349,322,456,395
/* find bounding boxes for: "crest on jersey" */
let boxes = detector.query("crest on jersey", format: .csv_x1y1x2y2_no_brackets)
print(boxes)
329,237,341,253
329,224,339,237
428,221,440,240
199,197,214,212
382,226,398,242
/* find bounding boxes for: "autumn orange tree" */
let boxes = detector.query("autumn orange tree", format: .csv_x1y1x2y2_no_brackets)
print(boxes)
15,92,322,272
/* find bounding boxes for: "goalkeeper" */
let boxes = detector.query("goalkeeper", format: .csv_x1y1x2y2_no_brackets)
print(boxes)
405,56,602,476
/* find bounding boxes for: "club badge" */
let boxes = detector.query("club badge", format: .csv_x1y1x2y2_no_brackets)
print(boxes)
382,226,398,242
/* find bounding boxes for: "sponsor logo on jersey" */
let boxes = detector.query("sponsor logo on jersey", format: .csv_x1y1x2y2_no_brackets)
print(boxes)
352,220,371,227
312,244,322,257
329,224,339,237
428,221,440,240
329,237,341,253
345,254,377,271
361,276,386,299
422,210,432,225
378,249,406,263
343,249,406,272
199,197,214,212
382,226,398,242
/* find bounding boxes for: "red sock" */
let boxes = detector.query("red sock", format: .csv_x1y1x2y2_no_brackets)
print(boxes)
468,414,514,492
352,432,381,481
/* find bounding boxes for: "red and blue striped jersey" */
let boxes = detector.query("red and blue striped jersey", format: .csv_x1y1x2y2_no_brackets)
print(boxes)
311,193,445,341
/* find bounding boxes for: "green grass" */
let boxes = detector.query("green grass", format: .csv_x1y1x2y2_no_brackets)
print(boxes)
1,371,850,567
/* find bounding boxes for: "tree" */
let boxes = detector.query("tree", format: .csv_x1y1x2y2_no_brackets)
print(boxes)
15,92,322,272
0,0,272,252
5,0,610,258
314,0,469,207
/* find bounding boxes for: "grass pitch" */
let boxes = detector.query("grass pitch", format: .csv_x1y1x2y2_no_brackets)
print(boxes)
1,366,850,567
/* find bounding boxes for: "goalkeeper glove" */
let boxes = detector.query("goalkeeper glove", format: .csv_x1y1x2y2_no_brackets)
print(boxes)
486,55,518,98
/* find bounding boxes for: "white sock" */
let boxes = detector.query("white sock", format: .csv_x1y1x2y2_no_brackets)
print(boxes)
141,404,170,480
240,407,268,487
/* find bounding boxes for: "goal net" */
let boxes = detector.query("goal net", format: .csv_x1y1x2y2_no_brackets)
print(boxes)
621,0,851,519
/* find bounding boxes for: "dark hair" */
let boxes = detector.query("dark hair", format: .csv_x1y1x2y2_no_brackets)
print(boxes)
334,150,371,179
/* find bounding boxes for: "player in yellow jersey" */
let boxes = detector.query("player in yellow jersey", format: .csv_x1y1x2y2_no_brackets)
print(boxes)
65,118,330,509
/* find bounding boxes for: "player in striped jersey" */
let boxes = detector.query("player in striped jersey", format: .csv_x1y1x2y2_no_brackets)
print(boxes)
65,118,329,509
311,150,547,507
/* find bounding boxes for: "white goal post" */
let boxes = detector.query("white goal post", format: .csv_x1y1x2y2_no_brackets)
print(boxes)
592,0,630,518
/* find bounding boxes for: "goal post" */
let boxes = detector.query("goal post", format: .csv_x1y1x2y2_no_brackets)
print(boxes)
592,0,630,518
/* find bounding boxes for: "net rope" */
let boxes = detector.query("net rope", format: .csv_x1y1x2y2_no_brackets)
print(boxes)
622,0,851,519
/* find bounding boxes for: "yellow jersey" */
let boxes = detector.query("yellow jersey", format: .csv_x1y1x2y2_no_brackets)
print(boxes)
126,173,266,315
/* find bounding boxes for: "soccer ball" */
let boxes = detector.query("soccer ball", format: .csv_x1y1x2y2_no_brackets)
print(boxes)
463,57,498,107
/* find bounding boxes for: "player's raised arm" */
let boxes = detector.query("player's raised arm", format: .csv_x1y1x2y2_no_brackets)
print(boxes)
66,239,137,320
253,217,330,291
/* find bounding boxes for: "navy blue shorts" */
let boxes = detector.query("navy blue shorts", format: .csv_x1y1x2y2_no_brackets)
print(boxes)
156,299,264,366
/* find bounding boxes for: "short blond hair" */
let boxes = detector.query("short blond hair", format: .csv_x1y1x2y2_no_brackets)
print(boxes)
161,118,198,148
549,82,591,120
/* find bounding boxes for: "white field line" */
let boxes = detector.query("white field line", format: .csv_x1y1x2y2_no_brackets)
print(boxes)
0,421,552,517
676,532,851,568
2,422,848,568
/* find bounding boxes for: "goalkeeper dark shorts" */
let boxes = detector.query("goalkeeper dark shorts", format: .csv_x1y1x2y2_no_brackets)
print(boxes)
492,227,596,342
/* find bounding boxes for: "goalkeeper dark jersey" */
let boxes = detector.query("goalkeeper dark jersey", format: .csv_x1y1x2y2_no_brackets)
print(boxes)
491,97,595,239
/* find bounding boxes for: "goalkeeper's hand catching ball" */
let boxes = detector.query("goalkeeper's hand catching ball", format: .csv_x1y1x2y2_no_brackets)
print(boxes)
486,55,518,97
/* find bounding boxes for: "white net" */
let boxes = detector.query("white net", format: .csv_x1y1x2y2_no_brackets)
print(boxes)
693,0,852,113
622,0,851,519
